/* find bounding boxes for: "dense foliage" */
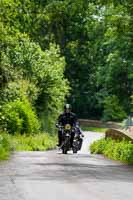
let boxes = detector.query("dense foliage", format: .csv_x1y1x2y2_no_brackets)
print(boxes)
0,2,69,133
90,138,133,164
0,0,133,136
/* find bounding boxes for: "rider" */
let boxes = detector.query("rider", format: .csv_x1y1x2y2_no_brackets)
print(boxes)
56,104,82,147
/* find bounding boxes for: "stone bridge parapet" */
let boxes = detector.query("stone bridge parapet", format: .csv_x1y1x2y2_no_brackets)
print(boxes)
105,128,133,143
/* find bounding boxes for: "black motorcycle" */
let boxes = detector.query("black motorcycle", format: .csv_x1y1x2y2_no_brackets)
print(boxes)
57,124,83,154
60,124,72,154
72,129,83,153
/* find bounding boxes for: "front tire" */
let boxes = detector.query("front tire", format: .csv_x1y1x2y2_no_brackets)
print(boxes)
62,147,67,154
73,147,77,154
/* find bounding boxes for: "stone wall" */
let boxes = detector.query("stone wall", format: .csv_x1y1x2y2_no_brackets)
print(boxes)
79,119,121,129
105,129,133,143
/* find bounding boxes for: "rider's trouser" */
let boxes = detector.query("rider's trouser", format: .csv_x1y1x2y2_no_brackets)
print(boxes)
70,131,75,147
58,130,62,146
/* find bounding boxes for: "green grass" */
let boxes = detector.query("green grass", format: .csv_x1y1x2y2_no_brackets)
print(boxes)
0,133,12,160
81,125,107,133
0,132,57,160
12,133,57,151
90,138,133,164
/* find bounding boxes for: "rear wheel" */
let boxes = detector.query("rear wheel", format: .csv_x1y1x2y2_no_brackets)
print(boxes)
73,147,77,154
78,139,83,150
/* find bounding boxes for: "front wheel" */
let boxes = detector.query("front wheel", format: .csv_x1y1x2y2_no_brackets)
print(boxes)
62,147,67,154
73,147,77,154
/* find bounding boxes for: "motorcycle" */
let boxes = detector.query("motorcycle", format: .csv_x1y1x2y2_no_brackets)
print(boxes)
72,128,83,153
56,123,83,154
60,124,72,154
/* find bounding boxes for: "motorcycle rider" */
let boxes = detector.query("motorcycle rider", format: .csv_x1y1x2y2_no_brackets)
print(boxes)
56,104,82,147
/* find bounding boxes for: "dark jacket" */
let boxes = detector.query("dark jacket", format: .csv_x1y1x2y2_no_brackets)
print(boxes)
58,112,77,127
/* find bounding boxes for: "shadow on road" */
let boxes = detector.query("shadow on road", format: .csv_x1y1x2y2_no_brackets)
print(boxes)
30,161,133,183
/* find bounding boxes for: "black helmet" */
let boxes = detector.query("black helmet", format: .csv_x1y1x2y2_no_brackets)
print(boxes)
64,104,72,110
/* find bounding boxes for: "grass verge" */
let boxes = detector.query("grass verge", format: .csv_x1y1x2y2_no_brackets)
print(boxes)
0,133,12,160
81,125,107,133
12,133,57,151
0,132,57,160
90,138,133,164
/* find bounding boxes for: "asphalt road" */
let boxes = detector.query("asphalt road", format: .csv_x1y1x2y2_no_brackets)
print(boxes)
0,132,133,200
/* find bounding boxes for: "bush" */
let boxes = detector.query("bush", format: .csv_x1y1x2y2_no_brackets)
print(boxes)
0,99,40,134
90,138,133,164
90,138,107,154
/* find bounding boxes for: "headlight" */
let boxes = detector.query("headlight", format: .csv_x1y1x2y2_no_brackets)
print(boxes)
65,124,71,130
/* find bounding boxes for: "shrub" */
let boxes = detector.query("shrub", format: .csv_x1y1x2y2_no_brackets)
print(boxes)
90,138,133,164
90,138,107,154
0,99,40,134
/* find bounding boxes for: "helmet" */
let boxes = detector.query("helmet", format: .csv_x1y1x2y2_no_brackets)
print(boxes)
64,104,72,111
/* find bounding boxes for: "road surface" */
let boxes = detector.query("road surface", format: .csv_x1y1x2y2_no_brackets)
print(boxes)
0,132,133,200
